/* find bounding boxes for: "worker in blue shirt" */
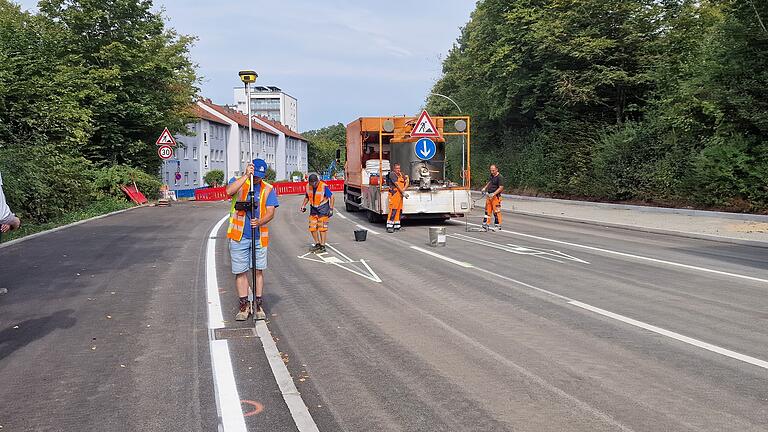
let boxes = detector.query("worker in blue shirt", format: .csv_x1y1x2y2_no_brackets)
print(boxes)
225,159,279,321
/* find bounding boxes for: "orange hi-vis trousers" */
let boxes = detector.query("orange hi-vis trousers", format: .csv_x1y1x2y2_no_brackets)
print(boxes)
484,195,502,226
309,215,329,233
387,191,403,230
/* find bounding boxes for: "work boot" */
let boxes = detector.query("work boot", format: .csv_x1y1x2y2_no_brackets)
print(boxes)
310,243,320,252
254,297,266,321
387,227,394,233
235,301,252,321
318,244,327,253
481,223,489,232
494,224,502,231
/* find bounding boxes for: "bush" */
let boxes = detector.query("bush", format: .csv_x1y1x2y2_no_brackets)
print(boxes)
265,168,276,182
0,146,95,224
290,170,304,180
204,169,225,187
92,165,162,200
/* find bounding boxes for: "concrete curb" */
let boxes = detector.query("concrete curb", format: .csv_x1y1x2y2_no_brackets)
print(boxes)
511,210,768,249
0,204,149,249
502,193,768,222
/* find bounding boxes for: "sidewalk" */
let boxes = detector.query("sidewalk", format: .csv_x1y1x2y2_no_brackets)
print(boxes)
480,193,768,245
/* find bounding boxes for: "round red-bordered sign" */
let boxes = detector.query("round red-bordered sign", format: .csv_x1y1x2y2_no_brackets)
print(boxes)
158,144,173,160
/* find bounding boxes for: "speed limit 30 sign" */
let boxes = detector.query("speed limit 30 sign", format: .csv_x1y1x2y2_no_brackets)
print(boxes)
158,145,174,160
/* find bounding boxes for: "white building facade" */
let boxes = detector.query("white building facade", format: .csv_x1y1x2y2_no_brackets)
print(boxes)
166,108,230,190
234,86,299,131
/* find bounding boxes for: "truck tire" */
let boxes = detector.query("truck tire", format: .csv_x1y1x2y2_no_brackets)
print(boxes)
345,202,357,212
367,210,381,223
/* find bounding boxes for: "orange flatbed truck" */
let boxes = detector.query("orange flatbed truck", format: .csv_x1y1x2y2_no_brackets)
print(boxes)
343,115,473,222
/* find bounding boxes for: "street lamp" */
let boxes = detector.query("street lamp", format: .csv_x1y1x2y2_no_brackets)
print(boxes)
430,92,467,187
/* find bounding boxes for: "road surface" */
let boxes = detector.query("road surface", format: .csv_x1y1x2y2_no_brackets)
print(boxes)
1,196,766,431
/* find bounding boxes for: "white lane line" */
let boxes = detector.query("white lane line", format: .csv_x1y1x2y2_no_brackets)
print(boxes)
406,235,768,371
357,224,380,235
569,301,768,370
325,244,354,262
336,212,348,220
410,246,473,268
206,215,247,432
255,321,321,432
463,221,768,285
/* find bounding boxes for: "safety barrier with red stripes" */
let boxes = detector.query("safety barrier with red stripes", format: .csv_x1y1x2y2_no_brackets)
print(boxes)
193,180,345,201
194,186,228,201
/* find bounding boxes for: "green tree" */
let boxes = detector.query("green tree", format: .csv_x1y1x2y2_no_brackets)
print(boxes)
204,169,225,187
302,123,345,174
36,0,198,172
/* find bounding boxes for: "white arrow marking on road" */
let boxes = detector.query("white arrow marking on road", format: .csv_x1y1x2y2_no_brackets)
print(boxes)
449,233,589,264
297,244,381,283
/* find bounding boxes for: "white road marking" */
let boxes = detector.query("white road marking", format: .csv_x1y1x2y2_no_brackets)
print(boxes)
256,321,321,432
463,221,768,285
406,234,768,371
449,233,589,264
410,246,474,268
357,224,380,235
206,215,247,432
297,244,382,283
568,301,768,370
336,212,348,220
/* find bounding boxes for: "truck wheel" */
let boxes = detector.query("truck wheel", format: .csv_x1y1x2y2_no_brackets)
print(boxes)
345,202,357,212
367,210,380,223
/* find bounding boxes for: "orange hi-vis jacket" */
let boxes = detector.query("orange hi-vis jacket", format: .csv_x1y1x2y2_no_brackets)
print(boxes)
227,178,273,247
306,181,330,208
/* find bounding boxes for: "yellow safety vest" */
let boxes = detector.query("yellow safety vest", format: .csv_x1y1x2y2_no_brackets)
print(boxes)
227,178,273,247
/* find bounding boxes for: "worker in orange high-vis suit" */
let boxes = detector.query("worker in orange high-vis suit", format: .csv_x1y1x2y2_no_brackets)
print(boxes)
480,164,504,231
301,173,334,253
225,159,279,321
386,163,410,233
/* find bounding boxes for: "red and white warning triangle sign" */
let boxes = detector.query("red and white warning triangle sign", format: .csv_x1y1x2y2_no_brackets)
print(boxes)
410,110,441,138
155,127,177,146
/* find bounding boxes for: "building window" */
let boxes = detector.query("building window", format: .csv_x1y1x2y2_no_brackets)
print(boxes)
184,172,189,185
193,147,198,160
183,147,188,159
165,171,169,184
204,155,208,169
203,132,208,145
193,172,198,185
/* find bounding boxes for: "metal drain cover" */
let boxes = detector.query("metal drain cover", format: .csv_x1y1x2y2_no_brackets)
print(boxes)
214,327,256,340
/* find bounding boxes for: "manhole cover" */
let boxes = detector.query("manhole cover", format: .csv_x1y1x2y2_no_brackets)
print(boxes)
214,327,256,340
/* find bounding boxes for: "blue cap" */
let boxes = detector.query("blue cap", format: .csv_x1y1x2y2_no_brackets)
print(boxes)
252,158,268,178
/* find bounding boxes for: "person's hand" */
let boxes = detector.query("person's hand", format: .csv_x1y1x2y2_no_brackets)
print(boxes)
245,163,254,177
250,219,260,228
0,224,9,233
301,206,306,213
404,193,410,199
329,208,334,217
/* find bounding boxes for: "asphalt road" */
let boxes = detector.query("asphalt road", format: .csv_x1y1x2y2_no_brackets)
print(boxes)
2,196,767,431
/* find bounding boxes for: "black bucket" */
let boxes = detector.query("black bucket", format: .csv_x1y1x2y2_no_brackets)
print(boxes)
354,229,368,242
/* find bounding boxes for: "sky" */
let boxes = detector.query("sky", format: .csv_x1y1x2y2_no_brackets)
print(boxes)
16,0,476,132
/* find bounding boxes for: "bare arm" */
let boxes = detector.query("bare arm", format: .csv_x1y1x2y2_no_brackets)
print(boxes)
480,181,490,192
226,163,254,196
490,185,504,197
329,195,335,209
257,207,276,227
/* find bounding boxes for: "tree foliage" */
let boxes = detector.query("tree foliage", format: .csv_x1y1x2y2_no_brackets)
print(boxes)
204,169,225,187
428,0,768,211
302,123,345,174
0,0,198,224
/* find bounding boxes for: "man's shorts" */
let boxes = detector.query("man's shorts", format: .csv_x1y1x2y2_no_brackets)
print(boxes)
309,215,329,233
229,238,267,274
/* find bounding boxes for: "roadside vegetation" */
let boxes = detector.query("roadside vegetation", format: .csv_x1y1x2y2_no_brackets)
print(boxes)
303,123,345,175
0,0,198,237
428,0,768,212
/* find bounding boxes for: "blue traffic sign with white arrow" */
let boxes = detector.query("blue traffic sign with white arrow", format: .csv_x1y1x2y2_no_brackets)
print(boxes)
415,138,437,160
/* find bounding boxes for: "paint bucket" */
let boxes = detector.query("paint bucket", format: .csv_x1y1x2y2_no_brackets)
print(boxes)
354,229,368,242
428,226,446,247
